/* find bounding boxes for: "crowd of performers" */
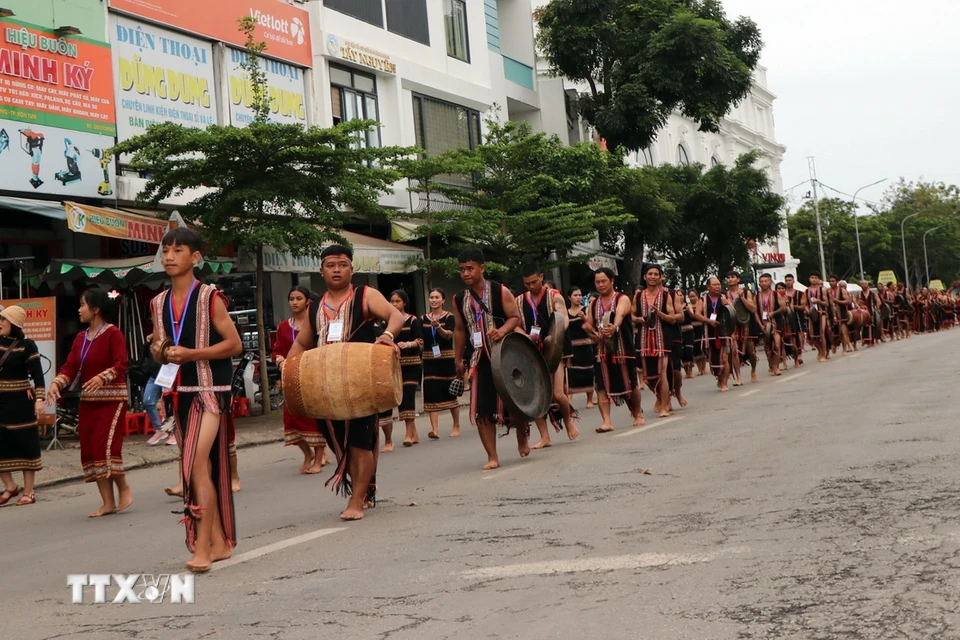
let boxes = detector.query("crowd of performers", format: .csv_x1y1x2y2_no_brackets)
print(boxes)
1,232,957,575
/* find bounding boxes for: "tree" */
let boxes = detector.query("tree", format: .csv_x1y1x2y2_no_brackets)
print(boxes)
397,119,631,279
646,151,784,289
536,0,762,153
113,18,411,413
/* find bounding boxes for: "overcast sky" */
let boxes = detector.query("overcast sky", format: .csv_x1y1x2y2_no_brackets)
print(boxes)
721,0,959,212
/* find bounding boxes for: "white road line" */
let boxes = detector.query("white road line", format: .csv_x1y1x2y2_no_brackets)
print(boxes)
774,370,811,384
614,416,682,438
739,388,762,397
460,547,749,580
210,527,347,572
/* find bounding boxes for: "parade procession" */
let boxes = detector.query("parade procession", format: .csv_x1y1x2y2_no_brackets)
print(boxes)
5,0,960,638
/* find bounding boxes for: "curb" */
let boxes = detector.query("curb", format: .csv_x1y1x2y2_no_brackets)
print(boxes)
34,434,284,490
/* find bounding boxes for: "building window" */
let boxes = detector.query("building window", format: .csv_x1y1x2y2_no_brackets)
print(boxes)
330,64,381,149
325,0,384,28
444,0,470,62
710,155,721,167
639,147,655,167
412,94,481,184
677,144,690,166
386,0,430,45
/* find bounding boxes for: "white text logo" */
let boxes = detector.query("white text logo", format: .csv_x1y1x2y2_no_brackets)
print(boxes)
67,574,195,604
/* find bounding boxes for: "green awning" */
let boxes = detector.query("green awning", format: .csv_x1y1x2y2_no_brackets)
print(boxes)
40,256,234,288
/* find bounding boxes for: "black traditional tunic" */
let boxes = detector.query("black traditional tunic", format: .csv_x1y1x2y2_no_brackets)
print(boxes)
566,308,596,395
421,312,458,412
0,337,44,472
589,293,637,405
397,314,423,420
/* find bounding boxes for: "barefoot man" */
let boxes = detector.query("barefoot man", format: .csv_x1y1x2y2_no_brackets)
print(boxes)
633,264,683,417
725,271,759,384
695,276,734,392
516,263,579,448
149,227,243,572
453,249,531,470
584,267,643,432
285,244,403,521
807,272,829,361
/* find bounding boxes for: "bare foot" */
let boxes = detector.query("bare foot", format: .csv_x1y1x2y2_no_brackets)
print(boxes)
304,462,323,474
566,424,580,441
720,385,729,392
211,545,233,563
595,424,615,433
586,401,596,408
165,485,183,498
320,454,330,466
428,430,439,439
382,442,394,453
299,453,312,473
518,441,531,458
482,459,500,471
186,549,213,573
232,478,241,493
117,487,133,513
89,505,117,518
450,428,461,438
633,413,645,427
530,439,552,449
658,409,669,418
340,507,364,521
751,373,760,383
677,395,688,408
733,379,744,387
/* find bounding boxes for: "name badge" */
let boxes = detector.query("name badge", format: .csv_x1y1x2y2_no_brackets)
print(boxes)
709,313,717,322
432,345,441,358
762,311,768,320
327,320,344,343
530,326,541,340
155,363,180,390
472,331,483,348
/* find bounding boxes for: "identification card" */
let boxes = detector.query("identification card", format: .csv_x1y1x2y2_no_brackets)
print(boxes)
709,313,717,322
530,326,541,339
472,331,483,348
155,363,180,390
762,311,769,320
432,345,441,358
327,320,344,343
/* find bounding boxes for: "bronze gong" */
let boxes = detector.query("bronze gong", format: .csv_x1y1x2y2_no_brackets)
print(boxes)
540,312,566,373
733,297,752,325
491,332,552,421
157,337,173,365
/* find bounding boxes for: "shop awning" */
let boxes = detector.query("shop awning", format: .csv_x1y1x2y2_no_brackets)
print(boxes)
254,231,423,274
0,196,66,220
64,202,170,243
40,256,234,288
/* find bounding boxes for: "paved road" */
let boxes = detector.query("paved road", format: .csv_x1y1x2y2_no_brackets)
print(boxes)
5,331,959,639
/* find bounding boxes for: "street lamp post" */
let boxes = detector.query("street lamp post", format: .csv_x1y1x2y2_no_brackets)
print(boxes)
923,225,942,288
901,211,922,292
851,178,887,281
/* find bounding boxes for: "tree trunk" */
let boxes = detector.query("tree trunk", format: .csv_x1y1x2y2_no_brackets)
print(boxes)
256,244,272,416
622,243,645,294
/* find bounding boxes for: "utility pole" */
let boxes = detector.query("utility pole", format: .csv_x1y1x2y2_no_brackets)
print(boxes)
807,157,828,278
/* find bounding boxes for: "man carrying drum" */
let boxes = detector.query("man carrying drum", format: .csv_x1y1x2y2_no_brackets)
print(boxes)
285,244,403,522
453,249,531,470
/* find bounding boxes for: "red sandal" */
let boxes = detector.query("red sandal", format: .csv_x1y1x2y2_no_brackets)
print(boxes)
0,486,21,505
16,493,36,506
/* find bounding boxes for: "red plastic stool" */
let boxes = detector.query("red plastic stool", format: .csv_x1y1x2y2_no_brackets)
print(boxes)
232,397,251,418
124,412,148,436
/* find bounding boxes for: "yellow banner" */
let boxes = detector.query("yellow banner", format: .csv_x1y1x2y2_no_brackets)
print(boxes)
929,279,945,291
877,270,897,285
64,202,170,244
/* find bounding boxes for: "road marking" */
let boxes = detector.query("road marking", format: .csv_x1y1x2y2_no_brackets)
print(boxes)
774,370,811,384
211,527,347,572
740,388,762,397
460,547,749,580
614,416,682,438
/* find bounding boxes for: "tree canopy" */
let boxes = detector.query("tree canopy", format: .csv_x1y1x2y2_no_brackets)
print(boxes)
536,0,762,153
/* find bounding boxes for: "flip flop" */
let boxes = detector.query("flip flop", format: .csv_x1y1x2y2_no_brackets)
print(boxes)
0,486,21,505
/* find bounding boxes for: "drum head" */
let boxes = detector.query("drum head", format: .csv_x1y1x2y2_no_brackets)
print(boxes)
719,304,736,336
491,333,552,421
541,312,566,372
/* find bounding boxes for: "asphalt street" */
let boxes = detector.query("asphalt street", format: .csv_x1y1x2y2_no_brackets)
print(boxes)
3,330,959,640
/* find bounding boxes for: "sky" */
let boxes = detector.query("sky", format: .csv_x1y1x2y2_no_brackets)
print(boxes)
720,0,960,212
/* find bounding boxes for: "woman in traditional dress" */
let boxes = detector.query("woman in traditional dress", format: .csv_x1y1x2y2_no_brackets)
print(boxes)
565,287,596,408
273,286,328,473
687,290,708,376
389,290,423,448
48,289,132,518
420,288,460,439
0,305,45,506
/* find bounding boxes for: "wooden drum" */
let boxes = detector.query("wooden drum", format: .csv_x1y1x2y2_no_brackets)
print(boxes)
847,308,870,329
284,343,402,420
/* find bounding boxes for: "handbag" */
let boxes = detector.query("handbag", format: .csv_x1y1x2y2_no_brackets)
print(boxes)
448,378,465,397
60,375,83,401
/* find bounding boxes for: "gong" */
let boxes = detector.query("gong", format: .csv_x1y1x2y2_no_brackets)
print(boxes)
491,333,552,421
733,297,752,325
540,312,567,373
718,304,737,337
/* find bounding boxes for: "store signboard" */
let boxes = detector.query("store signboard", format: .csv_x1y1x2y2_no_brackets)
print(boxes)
324,34,396,75
111,14,217,141
64,202,168,243
257,246,421,274
226,48,307,127
109,0,312,67
0,296,57,413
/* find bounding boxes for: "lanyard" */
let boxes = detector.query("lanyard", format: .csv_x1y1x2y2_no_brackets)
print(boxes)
322,285,353,320
168,280,199,347
760,291,772,311
79,324,107,370
526,289,546,326
598,295,614,318
428,313,441,343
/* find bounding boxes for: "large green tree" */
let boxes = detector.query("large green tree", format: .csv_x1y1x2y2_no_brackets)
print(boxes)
114,18,411,413
536,0,762,152
397,119,631,279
